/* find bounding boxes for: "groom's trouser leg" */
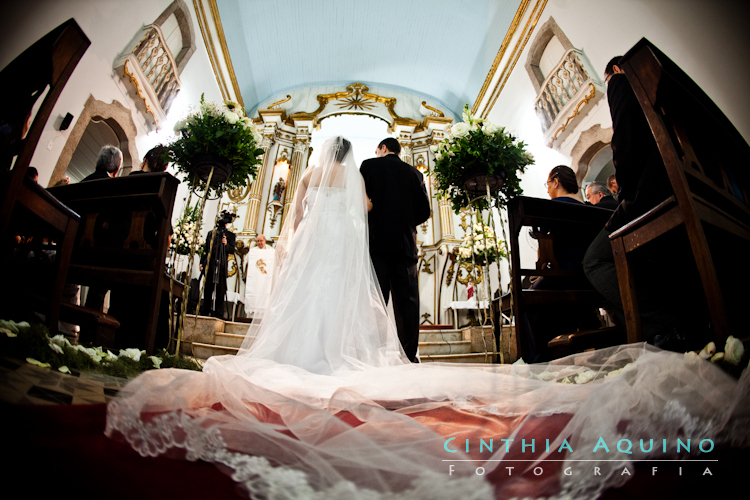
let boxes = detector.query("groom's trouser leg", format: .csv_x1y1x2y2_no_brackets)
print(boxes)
371,253,420,361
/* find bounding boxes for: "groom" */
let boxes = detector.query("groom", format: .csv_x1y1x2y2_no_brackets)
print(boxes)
361,138,431,362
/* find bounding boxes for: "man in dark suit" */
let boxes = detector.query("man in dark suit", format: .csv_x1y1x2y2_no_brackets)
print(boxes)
81,145,122,182
77,145,123,312
585,181,619,210
583,56,676,346
360,138,431,362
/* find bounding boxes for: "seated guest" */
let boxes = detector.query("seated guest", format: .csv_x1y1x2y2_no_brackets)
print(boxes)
584,56,683,350
129,145,169,175
523,165,601,362
585,181,619,209
607,173,619,199
79,145,124,313
82,145,122,181
25,166,38,183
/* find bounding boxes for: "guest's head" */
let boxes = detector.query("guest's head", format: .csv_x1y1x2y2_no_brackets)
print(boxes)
52,176,70,187
604,56,624,84
585,181,612,205
545,165,579,199
256,234,267,249
607,173,619,195
26,166,38,183
96,145,123,177
141,145,170,172
376,137,400,157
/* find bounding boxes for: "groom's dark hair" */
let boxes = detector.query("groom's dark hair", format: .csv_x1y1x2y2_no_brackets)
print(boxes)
378,137,401,155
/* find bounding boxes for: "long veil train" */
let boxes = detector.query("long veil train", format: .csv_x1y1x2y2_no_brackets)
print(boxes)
106,137,750,499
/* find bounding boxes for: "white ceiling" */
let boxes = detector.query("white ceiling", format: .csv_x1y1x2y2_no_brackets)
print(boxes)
217,0,522,116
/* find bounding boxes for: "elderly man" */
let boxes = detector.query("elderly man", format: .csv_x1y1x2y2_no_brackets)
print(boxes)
585,181,618,209
82,145,122,181
244,234,275,317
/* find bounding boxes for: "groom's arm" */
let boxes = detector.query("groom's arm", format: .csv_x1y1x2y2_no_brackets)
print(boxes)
412,169,431,226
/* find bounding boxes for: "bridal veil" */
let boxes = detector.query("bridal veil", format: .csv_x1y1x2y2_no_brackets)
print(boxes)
106,137,750,499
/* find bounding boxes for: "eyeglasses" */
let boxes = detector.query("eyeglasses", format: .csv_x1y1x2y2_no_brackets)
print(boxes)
544,177,557,188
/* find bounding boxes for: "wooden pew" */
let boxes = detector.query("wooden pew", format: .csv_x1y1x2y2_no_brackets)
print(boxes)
0,20,90,333
610,39,750,346
502,196,623,360
48,172,180,353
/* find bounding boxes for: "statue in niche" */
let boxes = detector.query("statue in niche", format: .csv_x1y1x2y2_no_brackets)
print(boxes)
272,177,286,202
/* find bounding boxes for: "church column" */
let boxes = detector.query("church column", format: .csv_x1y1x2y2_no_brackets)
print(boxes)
281,135,309,225
243,132,275,235
398,134,413,165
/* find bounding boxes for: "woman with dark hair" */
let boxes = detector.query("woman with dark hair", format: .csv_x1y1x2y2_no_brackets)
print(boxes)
523,165,600,362
545,164,581,203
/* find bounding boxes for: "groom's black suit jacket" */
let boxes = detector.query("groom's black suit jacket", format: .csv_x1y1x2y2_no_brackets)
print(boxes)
360,154,431,261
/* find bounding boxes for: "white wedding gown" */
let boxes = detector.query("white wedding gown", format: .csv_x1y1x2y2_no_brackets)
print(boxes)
106,137,750,500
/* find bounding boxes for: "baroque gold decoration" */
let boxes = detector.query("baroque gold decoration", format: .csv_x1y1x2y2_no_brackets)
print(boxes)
445,247,459,286
269,95,291,109
457,261,483,285
123,60,159,127
294,83,420,130
421,254,434,274
421,101,445,117
207,0,244,107
548,83,597,146
227,178,252,202
472,0,531,115
227,254,237,277
337,94,376,111
480,0,549,119
459,207,471,232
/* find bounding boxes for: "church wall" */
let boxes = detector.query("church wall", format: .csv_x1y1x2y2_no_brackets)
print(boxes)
483,0,750,289
0,0,223,195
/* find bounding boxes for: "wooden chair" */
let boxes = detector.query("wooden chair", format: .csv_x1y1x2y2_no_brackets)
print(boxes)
48,172,180,353
0,20,90,333
503,196,623,360
610,39,750,346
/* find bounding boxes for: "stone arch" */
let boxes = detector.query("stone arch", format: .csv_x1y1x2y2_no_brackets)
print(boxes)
569,124,613,184
49,95,139,186
524,17,575,94
154,0,196,74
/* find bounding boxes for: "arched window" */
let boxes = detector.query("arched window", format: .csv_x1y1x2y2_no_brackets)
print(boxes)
65,120,121,183
524,18,575,94
49,96,139,186
153,0,196,74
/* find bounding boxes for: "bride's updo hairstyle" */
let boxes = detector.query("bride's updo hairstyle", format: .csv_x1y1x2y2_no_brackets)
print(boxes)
334,137,352,162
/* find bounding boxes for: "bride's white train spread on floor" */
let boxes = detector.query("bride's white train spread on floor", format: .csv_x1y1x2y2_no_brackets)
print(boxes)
106,137,750,499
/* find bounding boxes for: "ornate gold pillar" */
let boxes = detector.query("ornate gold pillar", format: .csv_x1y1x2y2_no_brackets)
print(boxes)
242,133,274,235
281,136,309,225
438,197,455,239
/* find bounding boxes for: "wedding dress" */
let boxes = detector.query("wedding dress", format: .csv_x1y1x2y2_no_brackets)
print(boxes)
106,137,750,500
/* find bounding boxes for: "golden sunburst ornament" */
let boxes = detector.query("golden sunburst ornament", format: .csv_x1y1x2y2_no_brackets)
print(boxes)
336,95,375,111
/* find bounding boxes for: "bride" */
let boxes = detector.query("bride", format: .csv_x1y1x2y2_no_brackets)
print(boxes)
106,137,749,500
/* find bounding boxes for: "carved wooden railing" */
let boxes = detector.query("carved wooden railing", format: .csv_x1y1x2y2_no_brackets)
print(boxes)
115,24,182,130
533,48,604,148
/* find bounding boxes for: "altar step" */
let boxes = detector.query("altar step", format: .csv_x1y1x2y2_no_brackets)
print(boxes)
181,315,498,364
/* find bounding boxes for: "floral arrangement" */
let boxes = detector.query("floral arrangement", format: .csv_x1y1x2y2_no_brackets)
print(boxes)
171,202,205,256
170,95,264,193
0,319,202,378
458,222,507,266
430,104,535,213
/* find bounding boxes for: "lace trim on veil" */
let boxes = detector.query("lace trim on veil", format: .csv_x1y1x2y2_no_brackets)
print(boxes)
105,402,494,500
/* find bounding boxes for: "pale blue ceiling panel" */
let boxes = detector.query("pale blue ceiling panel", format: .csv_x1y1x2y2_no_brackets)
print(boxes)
218,0,522,117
